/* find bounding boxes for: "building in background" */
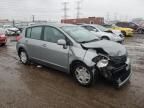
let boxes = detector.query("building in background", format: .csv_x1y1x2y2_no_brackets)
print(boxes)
0,19,12,26
61,17,104,25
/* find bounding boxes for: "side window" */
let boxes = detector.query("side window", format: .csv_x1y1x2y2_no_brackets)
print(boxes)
26,28,31,38
44,26,65,43
31,27,42,40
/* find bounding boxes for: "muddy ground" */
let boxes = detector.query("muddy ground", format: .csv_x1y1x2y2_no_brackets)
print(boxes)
0,34,144,108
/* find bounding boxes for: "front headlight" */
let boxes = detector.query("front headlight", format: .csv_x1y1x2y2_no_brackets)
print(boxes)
97,59,109,68
92,54,109,68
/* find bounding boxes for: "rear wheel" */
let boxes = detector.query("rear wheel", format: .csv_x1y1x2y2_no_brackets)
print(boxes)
19,50,29,64
72,63,94,87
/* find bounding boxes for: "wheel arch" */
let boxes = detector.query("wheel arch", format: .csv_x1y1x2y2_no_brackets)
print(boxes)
70,60,88,74
18,47,26,56
101,36,110,40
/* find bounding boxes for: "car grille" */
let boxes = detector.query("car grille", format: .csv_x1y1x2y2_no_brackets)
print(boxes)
109,55,127,68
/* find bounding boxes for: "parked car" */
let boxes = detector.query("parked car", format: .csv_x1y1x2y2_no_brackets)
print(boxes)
103,24,134,36
0,28,7,46
3,25,20,36
136,26,144,34
79,24,124,43
16,24,132,87
115,22,139,31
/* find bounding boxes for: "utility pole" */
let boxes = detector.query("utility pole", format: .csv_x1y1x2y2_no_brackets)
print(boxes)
62,2,69,22
12,19,15,27
106,12,110,22
114,12,118,21
76,1,81,19
32,15,35,22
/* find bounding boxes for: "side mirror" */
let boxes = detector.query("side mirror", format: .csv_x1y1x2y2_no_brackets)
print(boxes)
57,39,66,46
57,39,67,49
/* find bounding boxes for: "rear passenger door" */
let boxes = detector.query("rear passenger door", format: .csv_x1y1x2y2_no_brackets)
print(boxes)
25,26,43,60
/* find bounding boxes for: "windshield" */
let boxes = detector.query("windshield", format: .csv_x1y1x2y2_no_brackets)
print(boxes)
103,25,112,28
61,26,99,43
94,25,108,32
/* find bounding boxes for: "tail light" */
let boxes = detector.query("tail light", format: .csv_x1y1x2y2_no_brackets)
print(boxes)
0,34,6,38
16,35,22,41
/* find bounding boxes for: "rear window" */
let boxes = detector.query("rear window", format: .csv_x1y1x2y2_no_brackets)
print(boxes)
26,28,31,38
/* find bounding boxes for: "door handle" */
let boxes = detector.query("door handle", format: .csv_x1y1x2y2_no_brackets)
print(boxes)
42,44,47,47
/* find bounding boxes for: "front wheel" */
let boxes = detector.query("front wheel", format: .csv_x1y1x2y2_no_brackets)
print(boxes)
72,63,94,87
19,50,29,64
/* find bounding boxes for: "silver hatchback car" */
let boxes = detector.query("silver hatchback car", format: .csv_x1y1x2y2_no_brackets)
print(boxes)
16,24,132,87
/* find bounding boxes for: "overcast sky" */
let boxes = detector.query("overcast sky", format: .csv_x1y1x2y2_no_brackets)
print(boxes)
0,0,143,21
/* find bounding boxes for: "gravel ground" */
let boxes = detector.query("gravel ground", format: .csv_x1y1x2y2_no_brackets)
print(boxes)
0,34,144,108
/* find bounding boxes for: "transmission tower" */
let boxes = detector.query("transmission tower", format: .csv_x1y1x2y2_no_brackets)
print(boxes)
76,1,82,19
62,2,69,21
32,15,35,22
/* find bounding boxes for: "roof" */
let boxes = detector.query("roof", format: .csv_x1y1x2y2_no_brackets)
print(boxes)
27,23,76,28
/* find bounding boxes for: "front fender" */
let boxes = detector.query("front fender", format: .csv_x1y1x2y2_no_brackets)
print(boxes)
83,49,97,67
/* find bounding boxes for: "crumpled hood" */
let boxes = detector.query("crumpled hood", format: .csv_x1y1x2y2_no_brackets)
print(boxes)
82,40,127,56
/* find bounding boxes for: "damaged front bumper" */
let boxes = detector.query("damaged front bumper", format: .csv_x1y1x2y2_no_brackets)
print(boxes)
98,57,132,87
111,64,132,87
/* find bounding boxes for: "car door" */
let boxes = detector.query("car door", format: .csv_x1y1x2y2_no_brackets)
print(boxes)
40,26,69,72
25,26,44,60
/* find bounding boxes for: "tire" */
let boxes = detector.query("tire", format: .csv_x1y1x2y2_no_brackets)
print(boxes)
137,29,144,34
0,43,6,46
19,50,30,64
121,31,126,36
72,63,94,87
1,43,6,46
101,36,109,40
